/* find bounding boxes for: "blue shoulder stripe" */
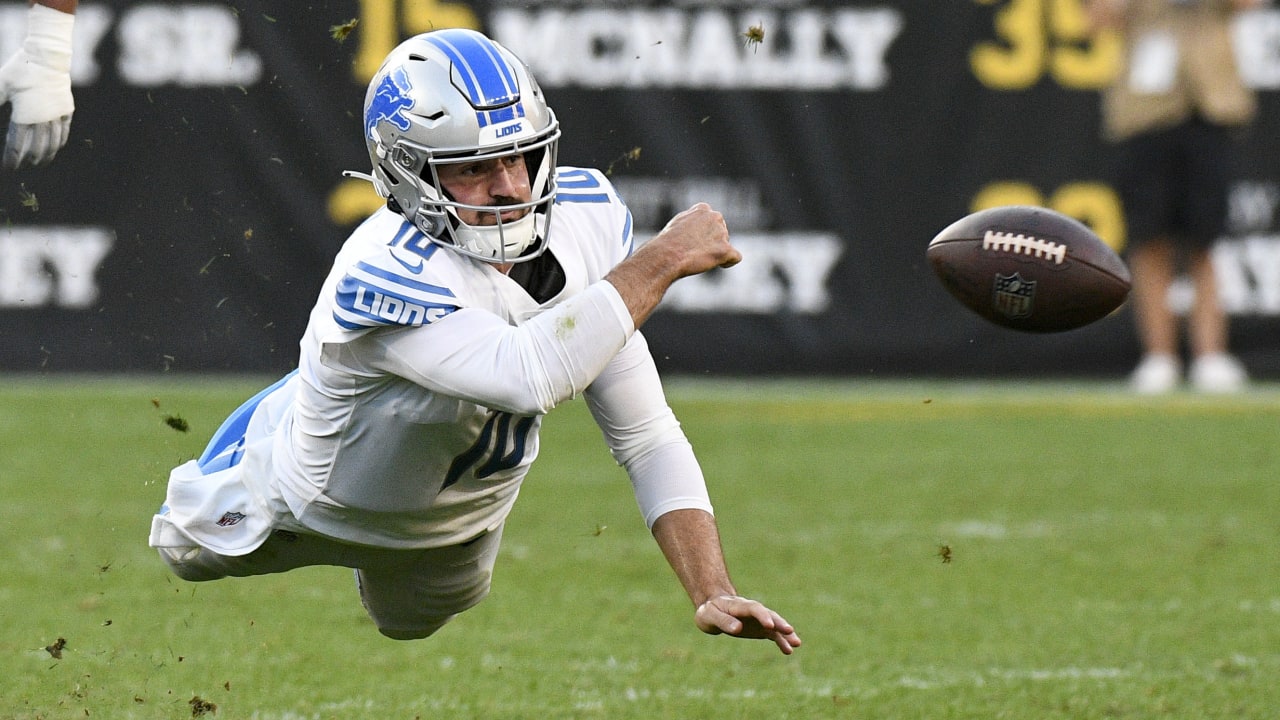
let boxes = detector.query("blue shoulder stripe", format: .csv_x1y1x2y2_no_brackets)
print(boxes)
353,260,456,297
334,274,458,329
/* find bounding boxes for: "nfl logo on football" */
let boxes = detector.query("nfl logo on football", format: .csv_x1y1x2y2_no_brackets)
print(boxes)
992,273,1035,319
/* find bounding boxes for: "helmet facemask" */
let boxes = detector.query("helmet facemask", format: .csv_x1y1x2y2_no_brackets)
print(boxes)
399,127,558,264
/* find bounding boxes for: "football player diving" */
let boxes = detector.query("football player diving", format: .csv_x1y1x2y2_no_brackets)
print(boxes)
149,28,800,655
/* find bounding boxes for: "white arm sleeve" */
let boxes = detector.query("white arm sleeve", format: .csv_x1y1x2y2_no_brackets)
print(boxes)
584,331,713,528
351,280,635,416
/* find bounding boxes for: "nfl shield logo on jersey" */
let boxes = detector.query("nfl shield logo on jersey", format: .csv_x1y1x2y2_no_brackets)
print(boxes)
992,273,1035,320
216,511,247,528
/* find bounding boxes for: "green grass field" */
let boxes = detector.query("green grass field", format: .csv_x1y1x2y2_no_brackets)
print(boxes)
4,375,1280,719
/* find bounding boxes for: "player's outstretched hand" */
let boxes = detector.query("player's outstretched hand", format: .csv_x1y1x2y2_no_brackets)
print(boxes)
695,594,802,655
0,5,75,171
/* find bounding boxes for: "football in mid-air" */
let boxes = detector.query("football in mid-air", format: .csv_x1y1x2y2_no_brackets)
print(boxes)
926,205,1131,333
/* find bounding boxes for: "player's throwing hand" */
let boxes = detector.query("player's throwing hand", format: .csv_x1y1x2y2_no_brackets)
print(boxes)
644,202,742,278
604,202,742,328
1,2,76,171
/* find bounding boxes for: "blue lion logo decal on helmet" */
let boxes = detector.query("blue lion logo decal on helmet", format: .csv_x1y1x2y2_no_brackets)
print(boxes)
366,66,415,140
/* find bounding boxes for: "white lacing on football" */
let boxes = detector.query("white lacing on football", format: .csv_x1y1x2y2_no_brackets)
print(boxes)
982,231,1066,264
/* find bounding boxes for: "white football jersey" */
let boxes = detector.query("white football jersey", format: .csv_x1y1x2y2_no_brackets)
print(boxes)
155,167,713,554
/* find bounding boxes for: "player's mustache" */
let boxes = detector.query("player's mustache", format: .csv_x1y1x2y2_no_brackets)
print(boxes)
468,197,529,225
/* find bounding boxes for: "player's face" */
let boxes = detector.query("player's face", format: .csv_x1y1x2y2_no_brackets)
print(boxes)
435,154,532,226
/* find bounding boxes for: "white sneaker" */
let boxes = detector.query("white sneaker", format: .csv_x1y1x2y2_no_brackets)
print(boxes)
1189,353,1247,394
1130,354,1180,394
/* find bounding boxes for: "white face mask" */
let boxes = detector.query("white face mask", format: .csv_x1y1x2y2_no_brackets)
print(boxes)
452,211,540,263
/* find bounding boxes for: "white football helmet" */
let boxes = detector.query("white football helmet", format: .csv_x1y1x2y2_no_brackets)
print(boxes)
355,29,560,263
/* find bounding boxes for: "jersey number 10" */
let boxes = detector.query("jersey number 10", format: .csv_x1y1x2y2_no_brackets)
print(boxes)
443,411,537,489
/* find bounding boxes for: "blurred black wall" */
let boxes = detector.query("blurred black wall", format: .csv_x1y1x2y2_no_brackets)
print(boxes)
3,0,1278,378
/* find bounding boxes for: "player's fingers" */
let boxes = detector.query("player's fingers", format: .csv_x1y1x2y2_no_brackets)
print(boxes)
763,611,802,654
734,600,778,634
29,122,55,166
3,122,27,170
732,605,801,655
52,113,71,156
694,596,742,636
674,201,715,220
38,116,71,165
768,628,798,655
672,202,728,236
699,596,777,636
718,246,743,269
7,118,70,169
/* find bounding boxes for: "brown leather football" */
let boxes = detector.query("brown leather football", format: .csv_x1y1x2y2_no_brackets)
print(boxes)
927,205,1131,333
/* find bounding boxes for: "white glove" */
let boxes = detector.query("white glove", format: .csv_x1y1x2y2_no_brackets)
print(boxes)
0,4,75,170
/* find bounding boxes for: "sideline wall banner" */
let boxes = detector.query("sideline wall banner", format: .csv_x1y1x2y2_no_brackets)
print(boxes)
2,0,1278,376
